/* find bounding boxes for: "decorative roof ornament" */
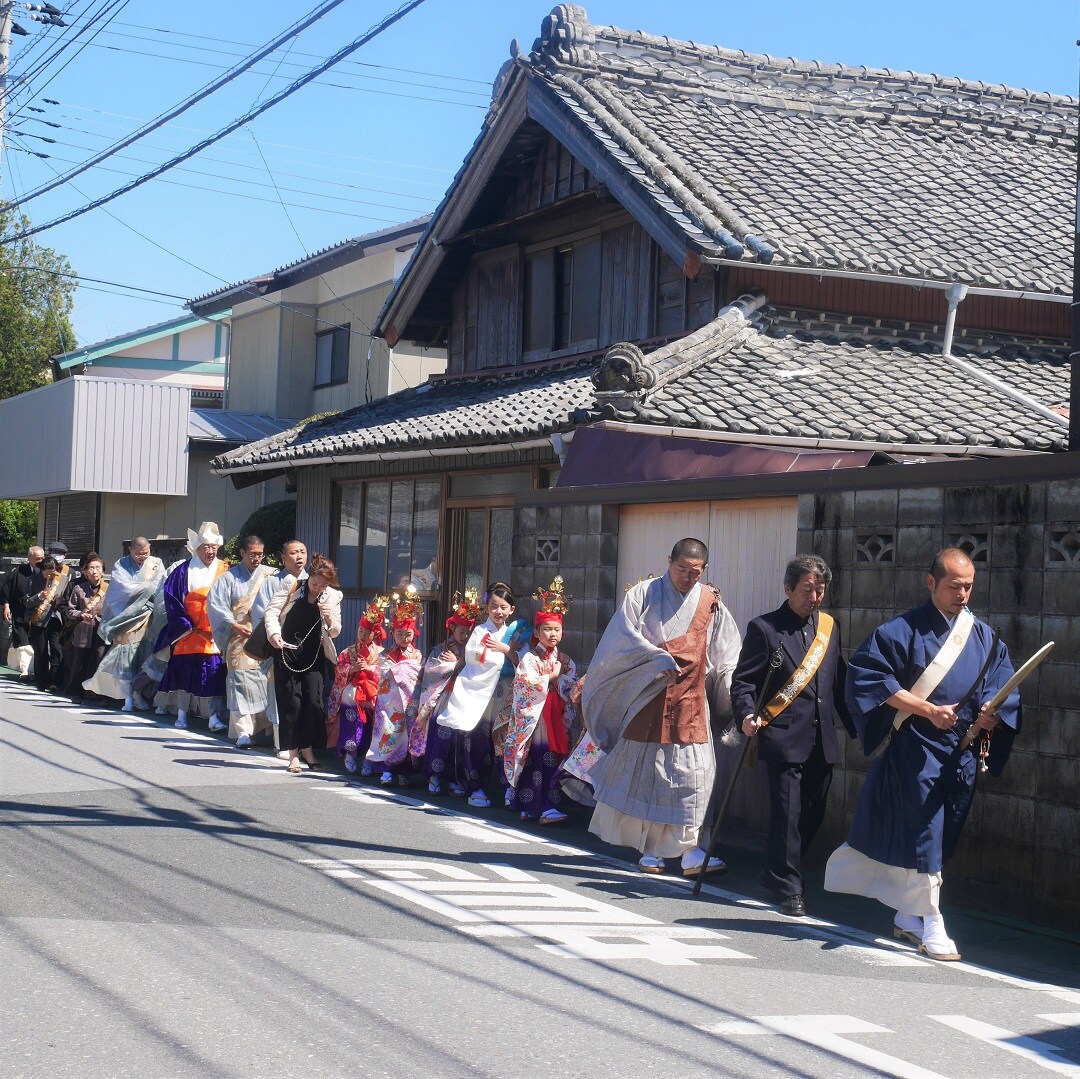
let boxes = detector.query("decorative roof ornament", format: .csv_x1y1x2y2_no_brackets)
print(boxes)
530,4,596,73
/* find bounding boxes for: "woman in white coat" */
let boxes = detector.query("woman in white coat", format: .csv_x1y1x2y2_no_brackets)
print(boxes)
265,554,342,774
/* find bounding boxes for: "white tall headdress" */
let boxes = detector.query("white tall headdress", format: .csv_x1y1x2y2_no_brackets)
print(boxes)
187,521,224,554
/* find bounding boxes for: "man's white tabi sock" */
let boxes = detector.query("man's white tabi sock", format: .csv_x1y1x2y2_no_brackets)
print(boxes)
921,913,958,952
894,912,923,935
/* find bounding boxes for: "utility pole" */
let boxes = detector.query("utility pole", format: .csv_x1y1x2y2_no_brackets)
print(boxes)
0,1,12,186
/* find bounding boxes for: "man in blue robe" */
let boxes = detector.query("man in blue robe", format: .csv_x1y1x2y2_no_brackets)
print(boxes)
825,548,1020,961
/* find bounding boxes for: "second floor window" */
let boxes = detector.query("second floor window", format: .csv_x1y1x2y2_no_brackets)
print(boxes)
314,325,350,388
523,236,601,355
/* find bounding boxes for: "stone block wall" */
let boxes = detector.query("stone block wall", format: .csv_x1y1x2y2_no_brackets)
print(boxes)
512,502,620,666
800,475,1080,927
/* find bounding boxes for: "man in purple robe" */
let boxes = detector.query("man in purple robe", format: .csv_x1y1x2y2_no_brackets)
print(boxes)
153,522,230,730
825,548,1020,961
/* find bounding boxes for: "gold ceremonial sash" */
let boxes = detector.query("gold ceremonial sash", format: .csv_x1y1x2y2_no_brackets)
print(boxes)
84,582,109,617
761,612,834,723
31,565,70,625
226,564,277,672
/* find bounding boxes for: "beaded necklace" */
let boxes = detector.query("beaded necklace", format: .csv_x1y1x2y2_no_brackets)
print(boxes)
280,605,323,674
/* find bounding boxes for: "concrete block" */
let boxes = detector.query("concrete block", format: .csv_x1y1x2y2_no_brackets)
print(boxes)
1035,800,1080,854
895,525,942,569
536,505,561,534
517,505,537,533
1037,754,1080,809
995,482,1046,525
944,485,996,524
1032,847,1080,928
850,567,893,609
898,485,944,524
854,487,898,527
586,503,603,535
1036,707,1080,758
562,504,588,537
987,570,1042,615
990,523,1044,571
1040,570,1080,615
1046,477,1080,524
1037,661,1080,711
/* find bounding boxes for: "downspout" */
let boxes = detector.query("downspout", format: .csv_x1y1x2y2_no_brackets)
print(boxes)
1070,50,1080,450
941,283,1069,429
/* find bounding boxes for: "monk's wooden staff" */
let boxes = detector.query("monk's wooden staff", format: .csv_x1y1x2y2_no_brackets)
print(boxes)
694,647,784,897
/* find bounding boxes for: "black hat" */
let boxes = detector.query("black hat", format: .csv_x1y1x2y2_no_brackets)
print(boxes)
46,541,67,556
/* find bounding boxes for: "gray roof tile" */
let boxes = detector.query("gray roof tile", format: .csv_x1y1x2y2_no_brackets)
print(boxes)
212,300,1068,473
526,7,1076,294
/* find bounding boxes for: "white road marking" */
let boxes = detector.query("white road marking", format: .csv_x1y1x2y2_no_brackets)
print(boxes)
311,781,1079,990
931,1015,1080,1076
443,820,527,844
303,857,754,965
760,1015,950,1079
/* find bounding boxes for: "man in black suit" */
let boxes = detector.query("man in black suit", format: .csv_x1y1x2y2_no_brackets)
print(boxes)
730,554,854,917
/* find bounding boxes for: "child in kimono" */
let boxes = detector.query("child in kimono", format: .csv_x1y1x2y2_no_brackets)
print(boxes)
503,576,578,824
327,597,387,774
414,588,482,775
430,582,528,807
368,587,423,785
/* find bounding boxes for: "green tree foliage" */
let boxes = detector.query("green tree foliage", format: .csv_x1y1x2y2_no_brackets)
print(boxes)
0,211,77,553
221,500,297,567
0,499,38,553
0,210,77,397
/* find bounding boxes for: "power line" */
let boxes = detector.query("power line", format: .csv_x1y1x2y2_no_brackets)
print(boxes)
3,0,431,242
5,0,353,209
45,100,456,176
46,15,492,89
6,0,133,113
68,39,489,109
7,130,419,356
11,147,421,221
7,263,189,299
17,129,437,208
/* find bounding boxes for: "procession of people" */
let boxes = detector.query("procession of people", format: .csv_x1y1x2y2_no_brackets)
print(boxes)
2,525,1028,962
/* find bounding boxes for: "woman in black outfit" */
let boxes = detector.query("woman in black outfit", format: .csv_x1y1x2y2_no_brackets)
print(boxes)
265,554,342,774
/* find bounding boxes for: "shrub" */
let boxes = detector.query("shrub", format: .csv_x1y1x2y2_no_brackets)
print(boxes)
222,499,296,567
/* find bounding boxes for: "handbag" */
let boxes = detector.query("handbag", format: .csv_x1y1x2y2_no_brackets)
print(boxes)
341,684,357,707
243,619,272,661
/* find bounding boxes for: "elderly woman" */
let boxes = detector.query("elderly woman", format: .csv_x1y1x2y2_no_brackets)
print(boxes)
265,554,342,775
63,552,108,701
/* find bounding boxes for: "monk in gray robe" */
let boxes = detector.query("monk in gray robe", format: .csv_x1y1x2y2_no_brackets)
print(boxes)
585,537,741,876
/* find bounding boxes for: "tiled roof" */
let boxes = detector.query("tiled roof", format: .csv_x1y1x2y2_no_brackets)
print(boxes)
618,308,1069,452
212,296,1068,473
525,5,1076,295
211,359,596,471
188,216,431,312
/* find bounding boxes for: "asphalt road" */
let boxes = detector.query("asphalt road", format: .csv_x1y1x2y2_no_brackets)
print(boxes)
2,673,1079,1079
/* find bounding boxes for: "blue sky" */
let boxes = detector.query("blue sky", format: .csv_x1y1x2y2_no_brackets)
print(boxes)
3,0,1077,348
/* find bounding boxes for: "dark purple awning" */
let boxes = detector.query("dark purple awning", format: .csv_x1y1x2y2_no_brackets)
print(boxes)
556,427,879,488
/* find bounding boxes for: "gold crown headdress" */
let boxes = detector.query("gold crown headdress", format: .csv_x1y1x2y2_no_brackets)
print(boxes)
360,594,390,631
446,586,483,627
390,584,422,629
533,575,572,622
